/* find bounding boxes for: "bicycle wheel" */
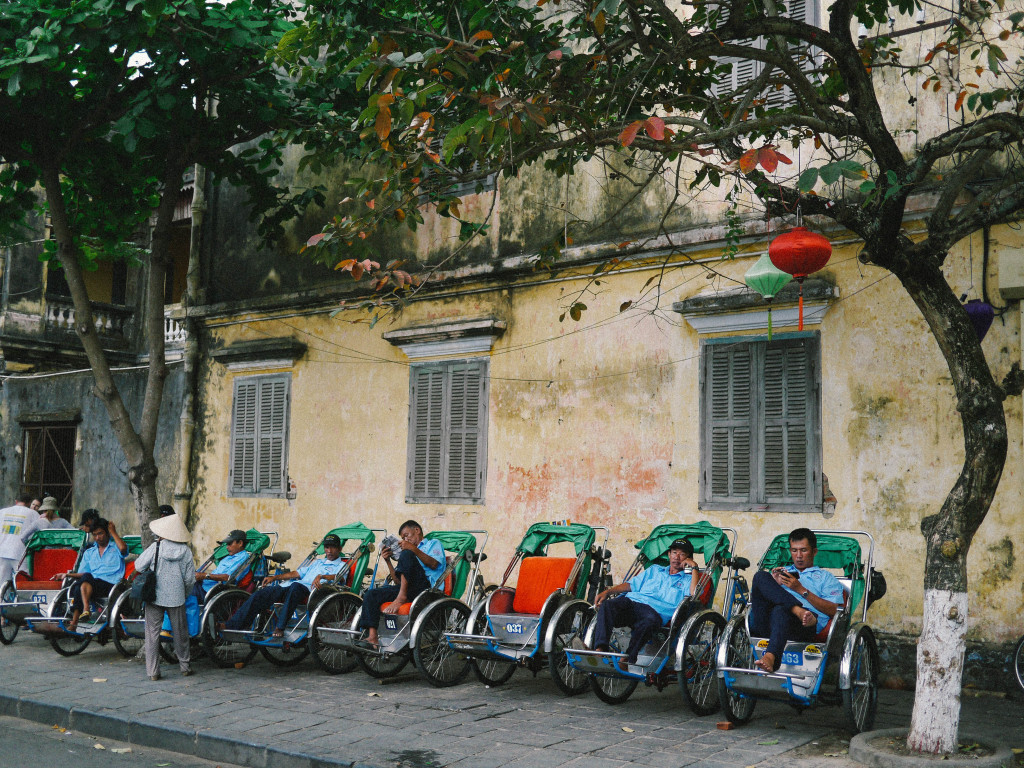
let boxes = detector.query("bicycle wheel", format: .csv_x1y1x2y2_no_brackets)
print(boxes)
1014,635,1024,697
717,617,756,725
413,598,472,688
260,641,309,667
110,591,145,658
0,581,19,645
48,592,91,657
677,611,726,716
841,625,879,733
547,602,594,696
309,592,361,674
202,590,258,668
469,609,516,686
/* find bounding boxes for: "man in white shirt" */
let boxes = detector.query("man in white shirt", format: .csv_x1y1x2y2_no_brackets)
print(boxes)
0,494,46,587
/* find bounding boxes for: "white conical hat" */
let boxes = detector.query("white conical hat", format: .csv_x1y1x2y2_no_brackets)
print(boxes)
149,513,191,543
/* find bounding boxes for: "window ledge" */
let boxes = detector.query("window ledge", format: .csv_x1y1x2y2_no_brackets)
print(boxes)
674,278,837,335
383,317,506,360
211,337,307,371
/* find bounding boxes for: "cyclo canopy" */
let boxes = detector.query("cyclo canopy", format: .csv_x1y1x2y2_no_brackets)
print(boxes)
632,521,733,595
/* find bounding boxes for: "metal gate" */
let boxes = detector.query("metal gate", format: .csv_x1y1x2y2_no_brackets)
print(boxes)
20,424,76,518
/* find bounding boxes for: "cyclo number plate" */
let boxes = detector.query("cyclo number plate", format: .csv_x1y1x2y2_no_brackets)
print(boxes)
384,618,397,630
781,650,803,666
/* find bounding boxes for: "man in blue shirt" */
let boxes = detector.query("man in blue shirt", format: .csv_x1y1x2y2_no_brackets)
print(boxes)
591,538,699,669
56,517,128,631
749,527,846,672
357,520,444,648
223,533,346,638
193,529,250,602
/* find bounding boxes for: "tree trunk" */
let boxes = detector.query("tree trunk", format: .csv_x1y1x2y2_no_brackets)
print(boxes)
889,251,1008,753
41,163,181,544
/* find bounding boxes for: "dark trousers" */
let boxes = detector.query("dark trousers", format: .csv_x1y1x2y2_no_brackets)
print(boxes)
225,582,310,632
191,582,207,603
70,574,114,613
592,597,665,663
749,570,817,660
357,549,431,630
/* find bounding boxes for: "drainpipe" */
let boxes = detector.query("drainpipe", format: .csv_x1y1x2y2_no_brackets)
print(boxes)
173,163,206,522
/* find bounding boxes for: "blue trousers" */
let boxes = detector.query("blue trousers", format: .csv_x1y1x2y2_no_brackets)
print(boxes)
749,570,817,660
592,597,665,663
357,549,431,630
224,582,310,632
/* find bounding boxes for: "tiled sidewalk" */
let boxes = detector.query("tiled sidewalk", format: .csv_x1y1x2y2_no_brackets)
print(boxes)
0,635,1019,768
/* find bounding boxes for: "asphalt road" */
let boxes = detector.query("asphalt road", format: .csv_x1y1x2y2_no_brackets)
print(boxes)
0,716,246,768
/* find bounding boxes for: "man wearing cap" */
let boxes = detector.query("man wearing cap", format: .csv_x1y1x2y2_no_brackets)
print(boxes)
38,497,73,529
193,529,250,601
590,538,701,670
223,533,346,638
77,508,101,533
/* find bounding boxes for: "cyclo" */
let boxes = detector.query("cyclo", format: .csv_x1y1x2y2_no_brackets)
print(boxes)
445,521,613,695
109,527,279,664
565,521,748,712
206,524,375,668
716,530,882,733
0,528,90,645
24,535,145,657
313,529,492,686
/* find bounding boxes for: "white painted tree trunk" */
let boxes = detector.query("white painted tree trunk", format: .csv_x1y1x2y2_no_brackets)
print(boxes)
907,588,967,753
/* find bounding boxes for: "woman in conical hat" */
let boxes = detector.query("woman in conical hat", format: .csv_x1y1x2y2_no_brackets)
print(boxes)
134,512,195,680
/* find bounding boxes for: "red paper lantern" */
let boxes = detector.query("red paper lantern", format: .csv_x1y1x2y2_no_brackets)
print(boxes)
768,226,832,330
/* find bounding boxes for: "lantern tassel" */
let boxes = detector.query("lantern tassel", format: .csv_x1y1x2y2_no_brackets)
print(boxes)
797,280,804,331
766,300,773,340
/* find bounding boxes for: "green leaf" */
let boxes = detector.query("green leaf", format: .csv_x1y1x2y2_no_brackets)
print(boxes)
820,162,842,186
798,167,819,192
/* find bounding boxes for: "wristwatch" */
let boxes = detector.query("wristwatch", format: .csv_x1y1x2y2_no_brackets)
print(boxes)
800,589,810,598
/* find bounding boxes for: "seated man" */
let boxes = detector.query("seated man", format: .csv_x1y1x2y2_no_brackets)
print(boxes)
357,520,444,648
591,538,699,670
223,533,345,639
193,529,250,602
55,517,128,631
749,527,846,672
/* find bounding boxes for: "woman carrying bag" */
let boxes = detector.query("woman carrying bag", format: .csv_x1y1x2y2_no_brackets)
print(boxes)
134,513,196,680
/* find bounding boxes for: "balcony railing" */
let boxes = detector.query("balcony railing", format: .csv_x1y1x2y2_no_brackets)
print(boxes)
164,310,187,345
45,297,132,340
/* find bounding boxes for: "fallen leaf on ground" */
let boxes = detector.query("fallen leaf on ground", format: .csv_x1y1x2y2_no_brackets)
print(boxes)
367,692,381,697
92,678,107,682
93,743,105,750
824,750,848,756
111,747,131,754
622,727,634,733
758,739,779,745
52,725,67,733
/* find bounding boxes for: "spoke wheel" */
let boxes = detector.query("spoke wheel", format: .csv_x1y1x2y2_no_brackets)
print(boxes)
717,618,756,724
260,641,309,667
469,610,516,686
842,625,879,733
110,592,144,658
202,591,258,668
548,602,594,696
310,592,361,674
1013,635,1024,697
357,644,410,678
678,612,726,716
413,598,472,687
158,634,205,664
0,581,19,645
48,592,91,657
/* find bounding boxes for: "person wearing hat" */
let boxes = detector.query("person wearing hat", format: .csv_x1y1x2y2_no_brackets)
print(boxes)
77,508,101,533
193,529,250,601
134,514,196,680
222,533,346,639
590,538,701,670
38,497,73,529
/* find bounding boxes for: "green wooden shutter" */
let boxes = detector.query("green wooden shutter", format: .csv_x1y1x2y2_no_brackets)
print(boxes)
763,340,810,502
408,365,445,499
445,360,487,501
257,376,289,494
230,379,258,494
704,342,753,503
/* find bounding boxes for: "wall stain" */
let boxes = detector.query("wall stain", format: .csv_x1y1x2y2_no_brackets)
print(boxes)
979,537,1014,586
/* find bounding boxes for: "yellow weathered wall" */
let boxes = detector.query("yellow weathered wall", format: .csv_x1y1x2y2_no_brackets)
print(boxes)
189,221,1022,644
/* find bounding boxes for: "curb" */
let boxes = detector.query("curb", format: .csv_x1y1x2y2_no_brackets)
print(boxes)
849,728,1015,768
0,692,383,768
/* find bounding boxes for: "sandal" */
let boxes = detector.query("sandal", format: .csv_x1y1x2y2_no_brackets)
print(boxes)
271,629,284,639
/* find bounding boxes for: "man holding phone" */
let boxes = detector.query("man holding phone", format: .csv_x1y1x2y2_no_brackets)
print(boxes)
749,528,845,673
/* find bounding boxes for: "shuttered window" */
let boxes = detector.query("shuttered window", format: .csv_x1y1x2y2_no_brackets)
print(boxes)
700,335,821,512
406,359,488,504
229,374,290,497
711,0,820,109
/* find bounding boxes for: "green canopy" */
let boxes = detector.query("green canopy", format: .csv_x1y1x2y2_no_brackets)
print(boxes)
210,528,272,563
24,529,87,553
634,521,733,594
122,535,145,557
517,522,596,557
425,530,479,601
759,533,865,615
